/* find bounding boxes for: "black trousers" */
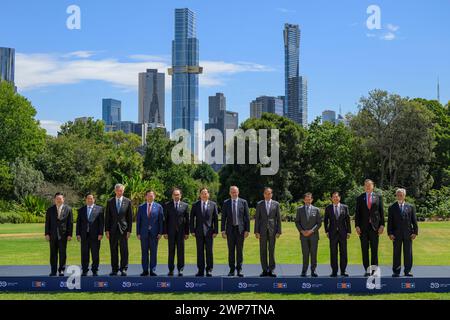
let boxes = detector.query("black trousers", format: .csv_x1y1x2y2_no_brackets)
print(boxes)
330,235,348,274
50,237,68,274
109,232,128,272
81,235,101,273
259,230,276,272
393,234,413,275
360,227,379,271
226,226,245,272
196,233,214,273
168,230,185,272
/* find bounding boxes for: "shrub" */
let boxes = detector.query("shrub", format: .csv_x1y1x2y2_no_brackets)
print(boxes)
22,195,51,217
0,212,25,224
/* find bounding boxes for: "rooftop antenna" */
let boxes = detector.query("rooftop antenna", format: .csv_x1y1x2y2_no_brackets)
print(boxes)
437,76,441,103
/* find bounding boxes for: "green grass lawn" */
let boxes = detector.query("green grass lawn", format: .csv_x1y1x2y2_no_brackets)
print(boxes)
1,221,450,300
0,221,449,266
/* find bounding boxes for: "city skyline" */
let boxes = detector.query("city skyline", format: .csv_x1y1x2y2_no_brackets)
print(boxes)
1,0,449,135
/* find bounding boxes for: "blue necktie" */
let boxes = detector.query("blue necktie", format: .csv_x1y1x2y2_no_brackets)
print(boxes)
88,206,92,220
116,199,121,214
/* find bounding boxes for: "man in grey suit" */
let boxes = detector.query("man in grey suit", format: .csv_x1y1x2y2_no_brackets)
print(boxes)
296,192,322,277
221,186,250,277
254,187,282,277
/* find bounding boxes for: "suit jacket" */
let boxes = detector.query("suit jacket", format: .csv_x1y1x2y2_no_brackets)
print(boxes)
221,198,250,235
355,193,385,232
76,204,104,239
136,202,164,238
295,205,322,239
190,200,219,237
324,204,351,239
254,200,282,236
163,201,190,236
104,197,133,235
387,202,418,237
45,205,73,240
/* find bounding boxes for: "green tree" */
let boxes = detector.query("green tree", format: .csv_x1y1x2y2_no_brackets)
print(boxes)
0,82,46,163
10,158,44,200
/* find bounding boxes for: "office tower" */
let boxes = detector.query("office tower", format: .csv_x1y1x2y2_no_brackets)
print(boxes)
169,8,203,157
0,47,15,85
205,93,239,170
322,110,336,124
102,98,121,131
250,96,284,119
284,24,308,127
138,69,165,126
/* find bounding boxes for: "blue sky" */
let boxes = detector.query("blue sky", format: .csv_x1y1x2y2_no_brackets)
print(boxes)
1,0,449,135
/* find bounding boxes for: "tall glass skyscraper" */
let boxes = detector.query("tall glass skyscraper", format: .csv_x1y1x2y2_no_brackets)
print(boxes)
0,47,15,85
138,69,165,126
284,24,308,127
169,8,203,157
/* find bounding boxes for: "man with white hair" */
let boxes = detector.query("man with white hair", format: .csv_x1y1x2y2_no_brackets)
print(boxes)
387,188,418,277
105,184,133,276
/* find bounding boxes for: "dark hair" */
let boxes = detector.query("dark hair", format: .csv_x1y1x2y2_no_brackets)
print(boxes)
172,188,182,195
364,179,374,185
145,190,156,196
331,191,340,197
304,192,313,198
54,192,64,198
199,187,209,194
264,187,272,193
85,192,95,198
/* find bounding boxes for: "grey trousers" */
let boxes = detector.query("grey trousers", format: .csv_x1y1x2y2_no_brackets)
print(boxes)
259,230,276,272
301,234,319,273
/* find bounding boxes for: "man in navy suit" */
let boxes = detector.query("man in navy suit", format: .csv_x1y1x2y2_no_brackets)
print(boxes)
355,179,385,276
221,186,250,277
190,187,219,277
388,188,418,277
137,190,164,276
76,193,104,276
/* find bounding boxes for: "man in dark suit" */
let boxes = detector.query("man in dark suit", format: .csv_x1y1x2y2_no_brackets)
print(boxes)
190,187,219,277
76,193,104,276
163,188,190,277
221,186,250,277
296,193,322,277
45,193,73,277
255,187,282,277
388,188,418,277
324,192,351,277
355,179,385,276
105,184,133,276
136,190,164,276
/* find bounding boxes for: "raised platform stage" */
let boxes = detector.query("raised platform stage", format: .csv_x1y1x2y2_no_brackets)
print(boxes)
1,264,449,293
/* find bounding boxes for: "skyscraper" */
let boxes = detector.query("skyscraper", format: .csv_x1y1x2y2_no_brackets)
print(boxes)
102,98,121,130
0,47,15,85
205,93,239,171
322,110,336,124
169,8,203,157
138,69,165,126
284,24,308,127
250,96,284,119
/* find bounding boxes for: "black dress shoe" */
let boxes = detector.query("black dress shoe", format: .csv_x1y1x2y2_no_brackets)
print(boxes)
120,271,127,277
364,272,370,277
206,272,212,277
330,273,338,277
168,271,174,276
237,271,244,278
58,272,64,277
311,272,318,278
300,273,307,277
268,272,277,278
195,272,204,277
341,273,349,277
228,270,235,277
81,272,88,277
49,273,57,277
260,271,268,277
392,273,400,277
404,273,413,277
140,271,149,277
178,272,183,277
150,272,158,277
92,272,98,277
109,272,118,276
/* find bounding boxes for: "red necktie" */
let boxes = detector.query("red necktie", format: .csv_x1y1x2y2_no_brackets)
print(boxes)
367,194,372,210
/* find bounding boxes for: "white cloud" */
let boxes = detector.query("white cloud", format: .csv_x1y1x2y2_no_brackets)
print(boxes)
39,120,63,136
386,24,400,32
276,7,296,13
15,52,273,91
380,32,396,41
63,51,97,58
